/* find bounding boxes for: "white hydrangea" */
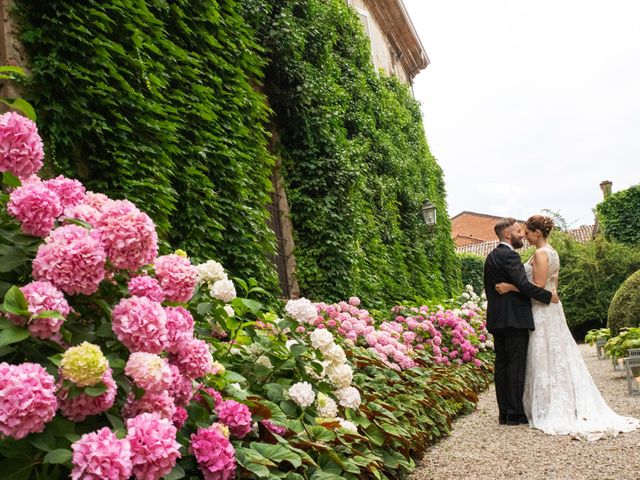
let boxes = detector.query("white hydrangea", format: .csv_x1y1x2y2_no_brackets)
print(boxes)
335,386,361,409
285,298,318,324
323,343,346,366
316,392,338,418
486,339,494,349
196,260,228,284
288,381,315,408
461,292,471,300
210,278,236,303
465,284,474,292
309,328,334,352
337,418,358,434
256,355,273,370
327,363,353,389
223,305,235,317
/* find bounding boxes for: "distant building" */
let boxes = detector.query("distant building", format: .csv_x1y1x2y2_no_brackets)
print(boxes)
451,211,525,247
347,0,429,85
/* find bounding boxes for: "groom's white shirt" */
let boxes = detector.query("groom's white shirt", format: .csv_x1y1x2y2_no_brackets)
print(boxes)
499,241,514,250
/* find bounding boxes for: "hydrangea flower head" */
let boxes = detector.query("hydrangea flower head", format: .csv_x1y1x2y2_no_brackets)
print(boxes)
8,180,62,237
285,298,317,324
112,296,168,353
8,280,70,340
169,338,213,379
0,362,57,439
44,175,86,208
195,259,227,284
190,425,236,480
95,199,158,272
60,342,109,387
154,254,198,303
164,306,195,353
210,278,236,303
125,352,174,392
126,413,181,480
0,111,44,178
316,392,338,418
127,275,165,302
58,368,117,421
71,427,132,480
288,381,315,408
215,400,252,439
32,224,107,295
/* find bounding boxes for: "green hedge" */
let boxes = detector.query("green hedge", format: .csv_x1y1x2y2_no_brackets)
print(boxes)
596,184,640,246
457,253,484,294
15,0,279,289
607,269,640,335
256,0,460,306
552,233,640,330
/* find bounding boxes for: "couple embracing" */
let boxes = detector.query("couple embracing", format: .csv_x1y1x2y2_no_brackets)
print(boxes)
484,215,639,440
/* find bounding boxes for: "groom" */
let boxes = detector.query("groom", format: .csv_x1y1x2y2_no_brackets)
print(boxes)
484,218,558,425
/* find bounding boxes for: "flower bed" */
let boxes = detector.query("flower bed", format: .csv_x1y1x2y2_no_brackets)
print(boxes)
0,110,492,479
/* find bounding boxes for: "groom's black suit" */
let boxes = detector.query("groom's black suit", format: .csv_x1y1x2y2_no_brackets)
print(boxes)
484,243,553,424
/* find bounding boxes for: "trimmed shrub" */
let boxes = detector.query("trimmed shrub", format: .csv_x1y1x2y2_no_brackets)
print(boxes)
607,269,640,335
458,253,484,294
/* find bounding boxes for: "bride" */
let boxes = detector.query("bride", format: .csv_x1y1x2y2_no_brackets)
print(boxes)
495,215,639,440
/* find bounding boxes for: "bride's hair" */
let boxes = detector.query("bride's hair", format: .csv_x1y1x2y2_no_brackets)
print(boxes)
525,215,554,237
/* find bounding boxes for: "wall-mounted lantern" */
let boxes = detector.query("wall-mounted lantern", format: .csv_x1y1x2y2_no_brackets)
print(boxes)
421,200,437,227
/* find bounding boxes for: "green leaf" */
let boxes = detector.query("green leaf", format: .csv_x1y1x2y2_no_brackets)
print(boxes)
62,217,92,229
2,172,21,187
250,442,302,468
164,464,185,480
32,310,65,320
0,458,33,480
197,302,213,315
0,66,27,76
240,298,263,314
43,448,72,464
10,99,37,122
84,382,108,397
0,325,30,348
0,252,28,275
309,425,336,442
3,286,29,314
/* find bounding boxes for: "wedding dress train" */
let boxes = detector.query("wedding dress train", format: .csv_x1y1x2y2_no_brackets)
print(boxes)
523,246,639,441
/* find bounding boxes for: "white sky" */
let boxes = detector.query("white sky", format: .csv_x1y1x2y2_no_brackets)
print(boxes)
402,0,640,227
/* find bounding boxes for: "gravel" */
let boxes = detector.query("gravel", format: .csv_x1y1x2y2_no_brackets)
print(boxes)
410,344,640,480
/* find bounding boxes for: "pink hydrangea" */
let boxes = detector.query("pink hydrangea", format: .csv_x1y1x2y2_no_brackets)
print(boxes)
126,413,181,480
195,387,223,409
348,296,361,306
44,175,86,208
32,224,107,295
167,364,194,407
190,425,236,480
261,419,287,436
95,199,158,271
0,111,43,179
215,400,252,439
122,391,177,421
8,180,62,237
83,191,110,209
164,306,195,353
125,352,173,392
154,254,198,303
7,280,70,340
128,275,165,303
62,203,101,227
58,368,117,422
0,362,57,439
169,338,213,379
112,296,168,353
172,407,188,430
71,427,132,480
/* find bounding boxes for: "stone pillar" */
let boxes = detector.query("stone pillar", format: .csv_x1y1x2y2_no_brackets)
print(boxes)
599,180,613,199
0,0,28,104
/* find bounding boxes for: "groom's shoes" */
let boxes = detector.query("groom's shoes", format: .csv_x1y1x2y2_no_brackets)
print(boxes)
505,414,529,426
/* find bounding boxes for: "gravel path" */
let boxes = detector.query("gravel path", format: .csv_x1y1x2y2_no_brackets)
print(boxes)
410,344,640,480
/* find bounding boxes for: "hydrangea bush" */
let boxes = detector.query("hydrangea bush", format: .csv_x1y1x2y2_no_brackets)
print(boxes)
0,109,493,479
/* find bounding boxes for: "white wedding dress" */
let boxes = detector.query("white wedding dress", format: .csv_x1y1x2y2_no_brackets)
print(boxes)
523,245,640,441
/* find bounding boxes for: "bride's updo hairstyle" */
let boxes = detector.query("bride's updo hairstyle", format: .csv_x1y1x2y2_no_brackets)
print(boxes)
525,215,554,238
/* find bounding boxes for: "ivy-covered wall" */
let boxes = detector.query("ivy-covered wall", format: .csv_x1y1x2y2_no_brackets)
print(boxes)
254,0,460,305
14,0,279,289
14,0,460,304
596,184,640,246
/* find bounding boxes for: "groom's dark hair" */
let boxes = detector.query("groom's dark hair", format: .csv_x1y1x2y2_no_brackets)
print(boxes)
494,217,517,240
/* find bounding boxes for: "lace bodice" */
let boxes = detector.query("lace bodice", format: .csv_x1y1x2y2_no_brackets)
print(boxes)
524,245,559,291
